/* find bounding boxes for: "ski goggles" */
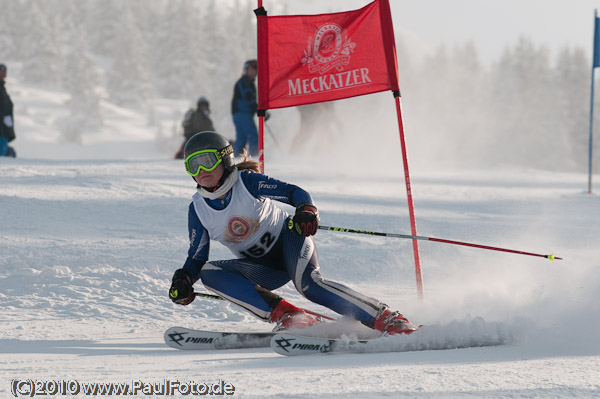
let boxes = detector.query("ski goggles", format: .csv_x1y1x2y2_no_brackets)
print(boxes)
185,146,233,176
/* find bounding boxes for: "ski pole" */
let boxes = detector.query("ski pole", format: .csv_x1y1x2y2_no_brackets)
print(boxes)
264,122,283,150
194,292,336,321
194,292,225,300
318,225,562,261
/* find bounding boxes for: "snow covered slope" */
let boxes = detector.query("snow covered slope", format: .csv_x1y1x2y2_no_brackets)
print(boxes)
1,77,599,398
1,154,599,398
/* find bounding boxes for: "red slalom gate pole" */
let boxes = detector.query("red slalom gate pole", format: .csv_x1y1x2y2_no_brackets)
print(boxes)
258,115,264,173
257,0,264,173
318,225,562,261
393,93,425,300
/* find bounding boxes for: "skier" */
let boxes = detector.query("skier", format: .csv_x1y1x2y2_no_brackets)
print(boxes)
231,59,258,157
174,96,214,159
168,131,417,335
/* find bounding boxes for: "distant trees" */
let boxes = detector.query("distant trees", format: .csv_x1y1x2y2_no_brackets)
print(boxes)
0,0,258,143
0,0,597,171
61,27,102,143
554,46,593,170
488,38,557,168
20,0,61,85
105,4,151,107
398,37,596,172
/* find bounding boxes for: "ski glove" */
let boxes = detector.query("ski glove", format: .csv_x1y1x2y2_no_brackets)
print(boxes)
169,269,195,305
289,203,319,237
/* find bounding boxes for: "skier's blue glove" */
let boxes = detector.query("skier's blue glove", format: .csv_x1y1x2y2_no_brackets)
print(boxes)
169,269,195,305
289,204,319,237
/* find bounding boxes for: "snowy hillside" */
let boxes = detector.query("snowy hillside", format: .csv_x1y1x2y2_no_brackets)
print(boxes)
1,72,600,398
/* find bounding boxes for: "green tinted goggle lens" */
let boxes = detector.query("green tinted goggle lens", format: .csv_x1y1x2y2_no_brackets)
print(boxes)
185,150,222,176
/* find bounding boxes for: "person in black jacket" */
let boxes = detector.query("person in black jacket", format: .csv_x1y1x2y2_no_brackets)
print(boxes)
0,64,16,157
174,96,214,159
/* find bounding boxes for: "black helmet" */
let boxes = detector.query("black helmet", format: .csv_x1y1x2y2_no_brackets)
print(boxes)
196,96,209,108
184,131,235,173
243,59,257,74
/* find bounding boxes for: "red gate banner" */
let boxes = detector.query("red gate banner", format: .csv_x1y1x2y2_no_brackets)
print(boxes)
256,0,399,110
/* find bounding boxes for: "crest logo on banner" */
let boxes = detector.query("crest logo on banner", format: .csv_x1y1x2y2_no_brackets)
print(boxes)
302,24,356,74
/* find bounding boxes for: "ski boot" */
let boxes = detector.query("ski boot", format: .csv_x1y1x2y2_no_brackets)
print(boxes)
374,307,419,335
270,300,319,332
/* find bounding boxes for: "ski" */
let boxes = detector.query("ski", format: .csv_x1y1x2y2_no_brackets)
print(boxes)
270,330,506,356
270,333,380,355
164,327,274,350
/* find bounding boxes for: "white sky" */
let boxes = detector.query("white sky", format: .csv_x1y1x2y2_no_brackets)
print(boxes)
273,0,600,64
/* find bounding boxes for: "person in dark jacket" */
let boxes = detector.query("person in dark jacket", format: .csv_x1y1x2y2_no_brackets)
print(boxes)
174,96,215,159
231,60,258,157
0,64,16,157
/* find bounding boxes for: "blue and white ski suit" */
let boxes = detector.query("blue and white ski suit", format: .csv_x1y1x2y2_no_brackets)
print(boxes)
182,170,385,323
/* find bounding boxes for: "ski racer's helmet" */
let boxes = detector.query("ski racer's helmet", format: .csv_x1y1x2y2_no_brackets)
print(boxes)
184,131,235,177
243,59,257,74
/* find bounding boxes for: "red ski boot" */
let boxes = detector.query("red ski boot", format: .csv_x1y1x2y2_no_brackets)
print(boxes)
270,300,319,331
374,307,419,335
